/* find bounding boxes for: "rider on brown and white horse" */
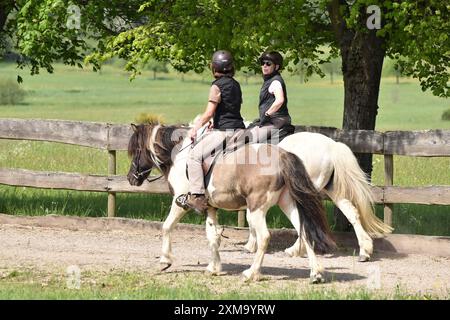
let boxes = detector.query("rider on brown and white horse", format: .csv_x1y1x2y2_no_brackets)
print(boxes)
177,50,246,215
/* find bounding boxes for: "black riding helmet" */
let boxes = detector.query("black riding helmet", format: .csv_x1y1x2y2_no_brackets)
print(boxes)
211,50,234,74
259,51,283,70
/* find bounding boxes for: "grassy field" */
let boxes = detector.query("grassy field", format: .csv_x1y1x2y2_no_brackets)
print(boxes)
0,268,443,300
0,62,448,129
0,62,449,235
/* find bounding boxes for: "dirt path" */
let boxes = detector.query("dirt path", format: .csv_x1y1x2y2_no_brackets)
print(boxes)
1,220,449,298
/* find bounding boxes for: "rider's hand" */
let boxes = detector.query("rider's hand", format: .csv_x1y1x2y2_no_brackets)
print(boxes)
207,121,213,129
259,113,271,127
189,127,198,142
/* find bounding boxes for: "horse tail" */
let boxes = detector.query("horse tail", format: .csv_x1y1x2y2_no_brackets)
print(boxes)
280,151,336,253
329,142,393,237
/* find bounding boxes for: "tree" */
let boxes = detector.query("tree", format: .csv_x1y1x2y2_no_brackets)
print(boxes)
144,59,169,80
321,57,341,84
0,0,146,75
383,58,404,84
237,67,256,85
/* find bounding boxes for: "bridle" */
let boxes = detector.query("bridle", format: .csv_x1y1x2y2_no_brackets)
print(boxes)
131,124,208,184
131,148,164,183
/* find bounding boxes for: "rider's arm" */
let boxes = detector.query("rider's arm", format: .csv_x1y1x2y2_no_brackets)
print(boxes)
265,80,285,116
190,85,220,139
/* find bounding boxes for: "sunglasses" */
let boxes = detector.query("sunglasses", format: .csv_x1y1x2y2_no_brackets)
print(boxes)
261,60,273,67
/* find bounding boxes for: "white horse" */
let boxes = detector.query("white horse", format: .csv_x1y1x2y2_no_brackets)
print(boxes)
244,131,393,261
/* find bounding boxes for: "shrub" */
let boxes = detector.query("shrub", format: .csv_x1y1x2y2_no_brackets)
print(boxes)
442,109,450,121
0,78,25,105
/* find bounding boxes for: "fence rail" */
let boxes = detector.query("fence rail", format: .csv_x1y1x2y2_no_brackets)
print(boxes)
2,119,449,155
2,168,450,206
1,119,449,225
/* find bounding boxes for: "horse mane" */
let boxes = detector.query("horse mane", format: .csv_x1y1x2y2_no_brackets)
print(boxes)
127,124,154,166
153,125,187,171
128,123,188,176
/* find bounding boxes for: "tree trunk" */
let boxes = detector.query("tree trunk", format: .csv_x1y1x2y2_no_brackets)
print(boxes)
329,1,385,231
0,3,8,60
298,59,304,83
0,3,9,38
341,31,385,176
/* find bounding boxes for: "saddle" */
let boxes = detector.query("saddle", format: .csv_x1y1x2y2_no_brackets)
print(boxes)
247,117,295,143
185,131,244,188
186,125,294,188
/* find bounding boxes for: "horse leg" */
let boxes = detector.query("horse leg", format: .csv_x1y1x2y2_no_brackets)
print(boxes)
278,188,306,257
327,191,373,262
281,167,331,257
279,191,325,283
301,230,326,284
160,198,187,270
242,208,270,281
285,237,305,257
244,209,257,253
247,189,307,257
205,207,223,275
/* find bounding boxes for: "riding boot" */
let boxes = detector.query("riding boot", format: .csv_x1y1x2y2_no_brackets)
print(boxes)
175,193,209,215
186,194,209,215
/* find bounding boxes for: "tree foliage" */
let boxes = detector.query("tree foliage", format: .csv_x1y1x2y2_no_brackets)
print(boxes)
345,0,449,97
1,0,448,97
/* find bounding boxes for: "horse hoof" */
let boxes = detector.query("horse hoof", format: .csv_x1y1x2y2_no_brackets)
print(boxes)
285,246,305,257
206,263,222,275
358,255,370,262
242,269,252,282
242,269,261,282
160,263,172,271
310,274,326,284
244,244,257,253
284,248,294,257
285,247,301,257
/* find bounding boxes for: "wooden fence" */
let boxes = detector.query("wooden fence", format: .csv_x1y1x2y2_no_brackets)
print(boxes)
0,118,449,228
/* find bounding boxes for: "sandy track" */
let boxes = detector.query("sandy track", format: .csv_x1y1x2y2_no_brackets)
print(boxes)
0,221,449,297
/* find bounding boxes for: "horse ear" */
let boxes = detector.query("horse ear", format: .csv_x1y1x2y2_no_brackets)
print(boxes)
131,123,138,133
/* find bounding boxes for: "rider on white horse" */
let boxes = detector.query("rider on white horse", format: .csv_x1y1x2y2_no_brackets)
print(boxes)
176,50,246,215
242,51,393,260
247,51,295,143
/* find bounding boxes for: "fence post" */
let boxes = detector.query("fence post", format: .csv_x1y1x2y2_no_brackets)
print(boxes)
238,210,245,227
384,154,394,226
108,150,117,217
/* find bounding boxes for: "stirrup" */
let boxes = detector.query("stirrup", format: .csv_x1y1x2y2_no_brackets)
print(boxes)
175,194,189,210
175,193,208,216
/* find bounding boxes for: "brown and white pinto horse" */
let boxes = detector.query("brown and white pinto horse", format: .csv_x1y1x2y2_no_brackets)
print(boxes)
127,123,335,283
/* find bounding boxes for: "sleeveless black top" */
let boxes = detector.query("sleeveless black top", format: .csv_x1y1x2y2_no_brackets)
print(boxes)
212,76,245,130
258,72,290,121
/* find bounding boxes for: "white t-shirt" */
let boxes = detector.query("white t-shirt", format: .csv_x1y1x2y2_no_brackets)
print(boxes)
268,80,282,95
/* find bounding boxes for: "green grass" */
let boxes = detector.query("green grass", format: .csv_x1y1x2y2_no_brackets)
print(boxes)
0,62,448,130
0,62,449,235
0,269,443,300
